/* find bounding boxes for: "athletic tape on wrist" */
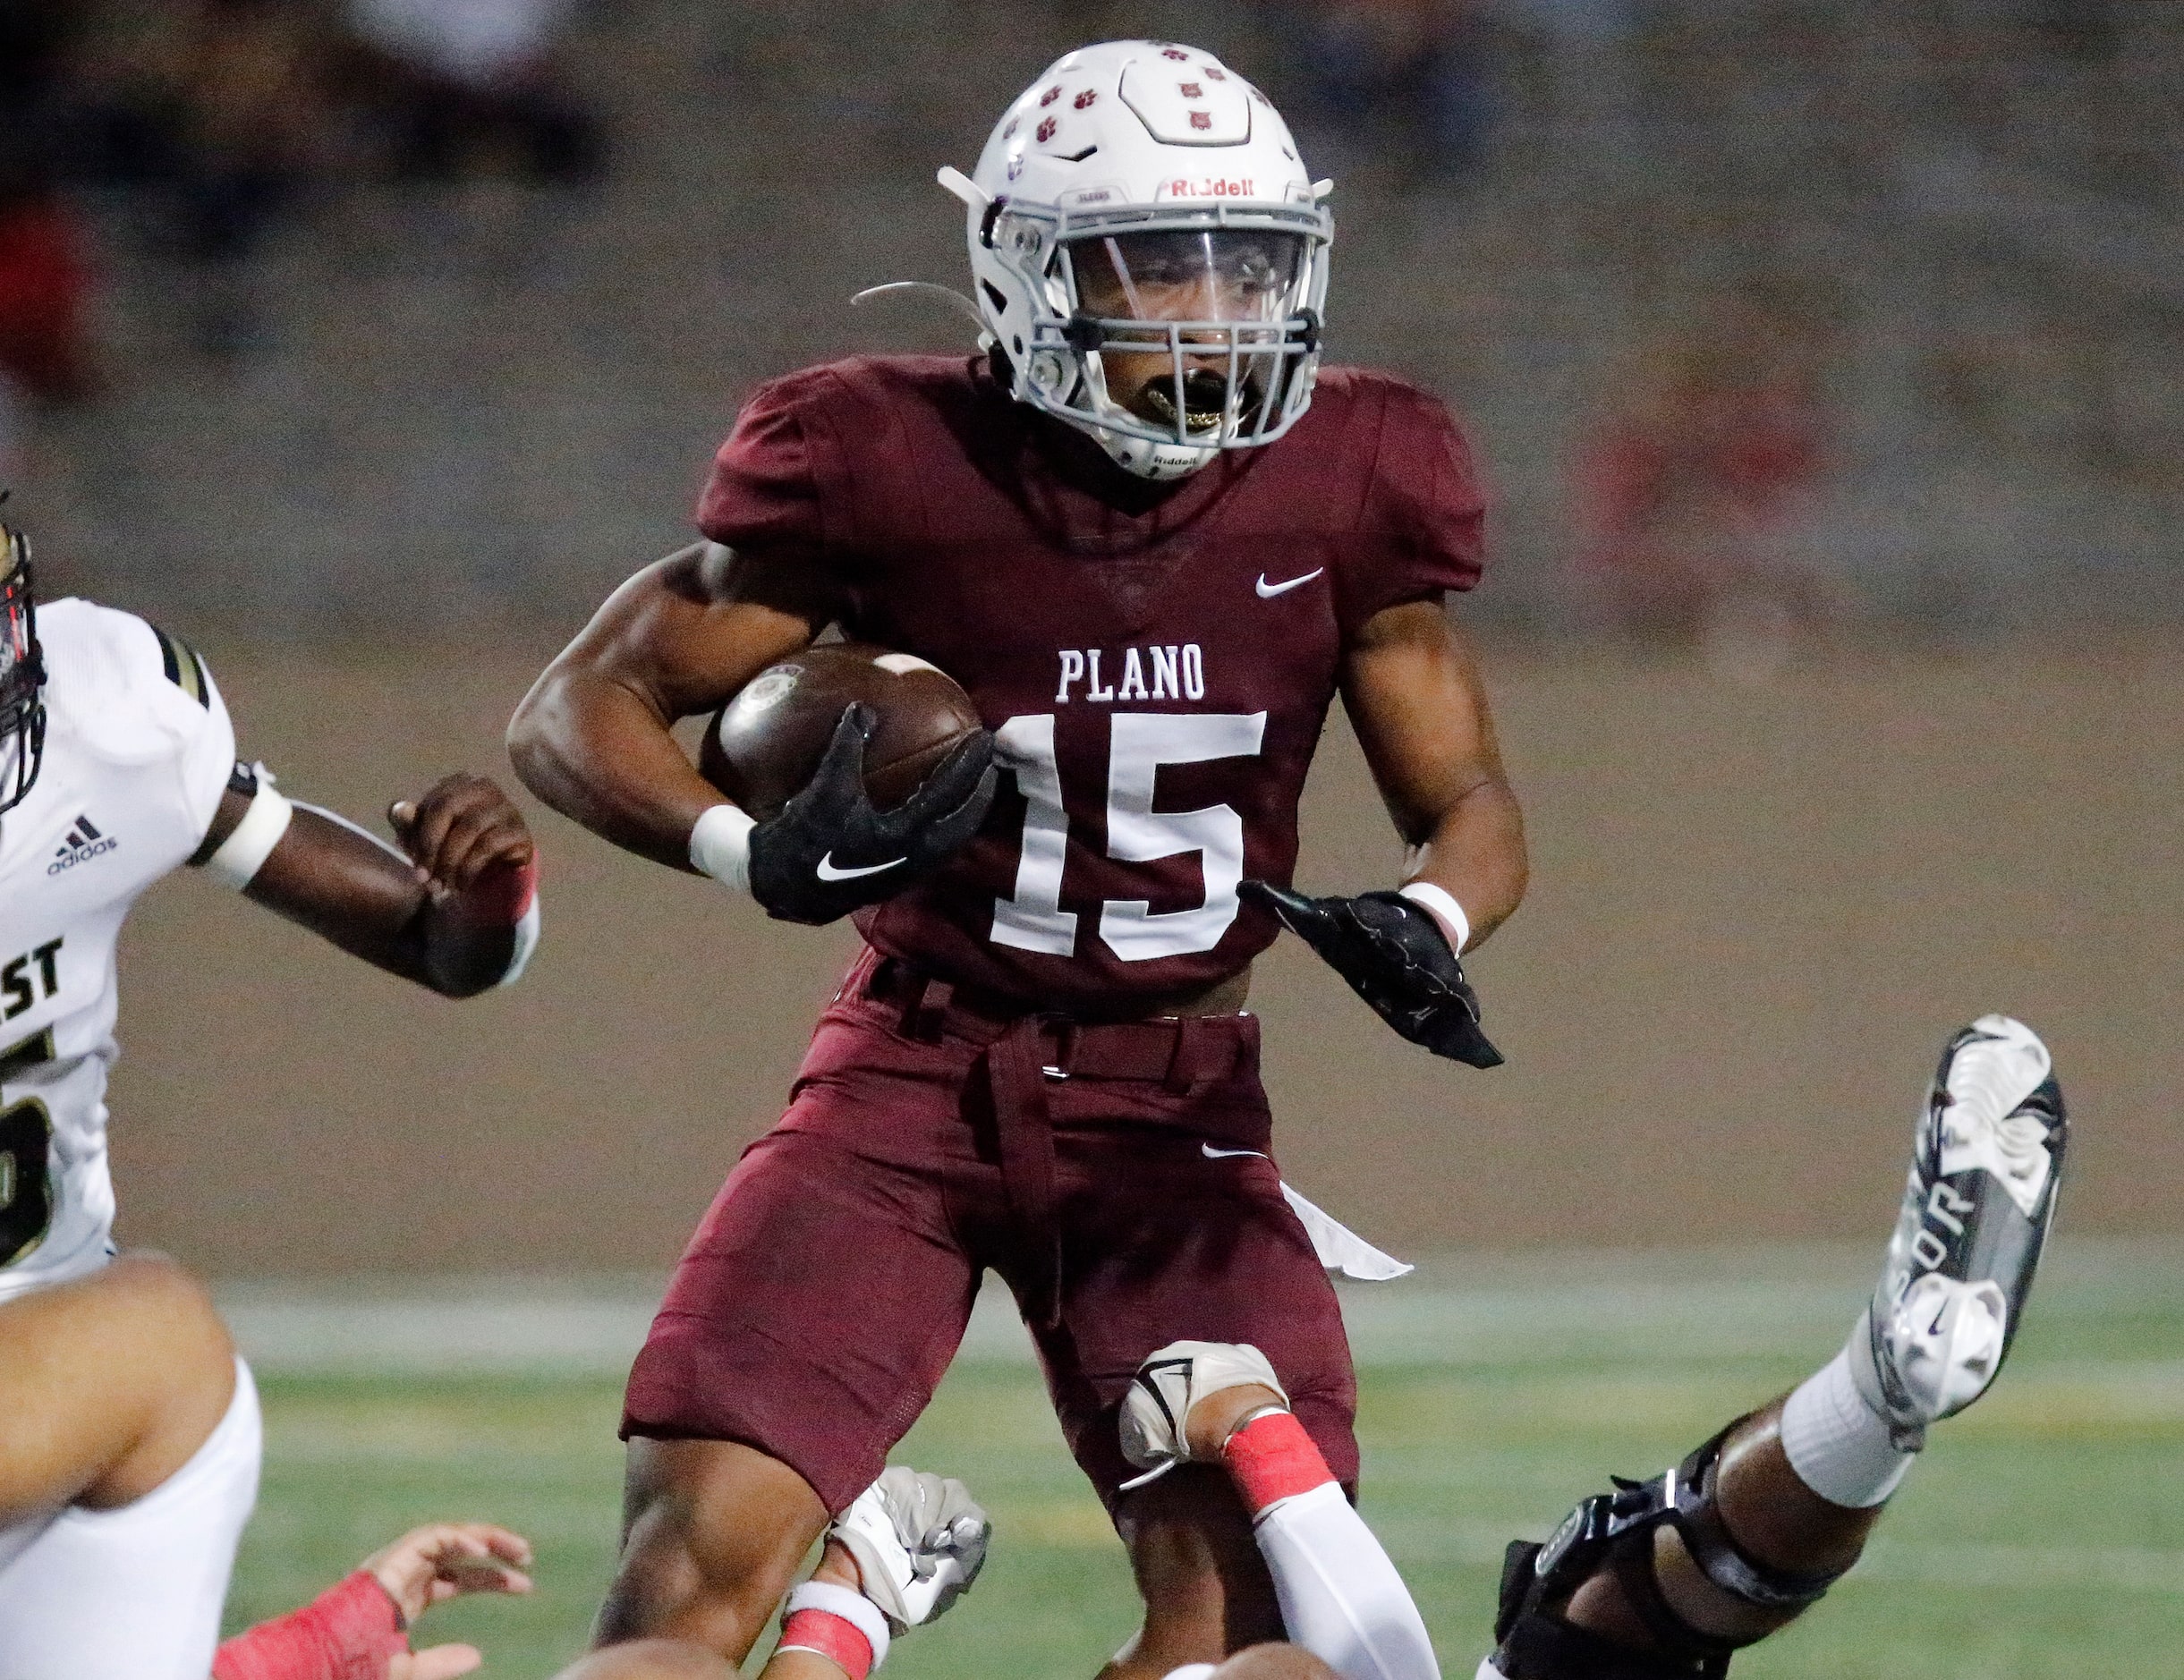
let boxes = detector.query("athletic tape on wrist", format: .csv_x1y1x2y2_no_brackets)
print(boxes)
1222,1407,1335,1516
784,1579,891,1673
780,1614,875,1680
212,1569,406,1680
690,802,755,895
441,853,540,988
203,771,294,890
499,891,541,988
1397,879,1470,954
448,852,539,924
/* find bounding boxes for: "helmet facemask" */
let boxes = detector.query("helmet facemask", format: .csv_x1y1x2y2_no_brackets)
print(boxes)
1066,225,1315,438
0,522,46,818
997,202,1330,479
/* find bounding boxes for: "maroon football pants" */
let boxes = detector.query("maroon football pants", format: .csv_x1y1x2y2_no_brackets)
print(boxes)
623,947,1359,1516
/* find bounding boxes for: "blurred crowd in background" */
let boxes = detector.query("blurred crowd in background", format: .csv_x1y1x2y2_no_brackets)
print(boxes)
0,0,2171,653
0,0,599,369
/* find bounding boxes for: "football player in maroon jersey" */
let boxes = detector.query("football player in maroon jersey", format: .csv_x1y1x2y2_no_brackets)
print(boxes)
527,1019,2069,1680
508,40,1526,1680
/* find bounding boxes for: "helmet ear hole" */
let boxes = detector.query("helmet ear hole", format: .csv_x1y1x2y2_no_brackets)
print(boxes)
982,281,1008,316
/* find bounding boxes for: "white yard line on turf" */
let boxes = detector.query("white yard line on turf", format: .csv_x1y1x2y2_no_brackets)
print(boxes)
213,1241,2184,1379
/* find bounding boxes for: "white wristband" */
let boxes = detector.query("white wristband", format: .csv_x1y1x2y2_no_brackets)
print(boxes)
1398,879,1470,954
689,803,755,895
203,775,294,889
497,895,541,988
785,1578,892,1668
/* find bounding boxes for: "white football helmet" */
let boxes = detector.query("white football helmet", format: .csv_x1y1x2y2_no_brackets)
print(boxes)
940,41,1333,479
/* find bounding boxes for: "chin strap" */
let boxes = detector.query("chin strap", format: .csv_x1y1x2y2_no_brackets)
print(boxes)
1492,1419,1848,1680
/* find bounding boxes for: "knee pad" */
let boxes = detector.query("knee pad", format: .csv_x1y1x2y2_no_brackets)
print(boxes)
1488,1419,1846,1680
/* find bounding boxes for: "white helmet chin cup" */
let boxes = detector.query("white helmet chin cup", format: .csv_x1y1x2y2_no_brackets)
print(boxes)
948,40,1333,479
1072,353,1217,480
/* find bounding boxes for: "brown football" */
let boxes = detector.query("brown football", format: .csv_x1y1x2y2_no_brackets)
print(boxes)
700,644,983,822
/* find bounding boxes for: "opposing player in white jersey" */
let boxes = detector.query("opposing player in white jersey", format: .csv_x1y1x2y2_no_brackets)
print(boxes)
0,509,542,1679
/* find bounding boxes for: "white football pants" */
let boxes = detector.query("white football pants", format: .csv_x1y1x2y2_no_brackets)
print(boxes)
0,1356,261,1679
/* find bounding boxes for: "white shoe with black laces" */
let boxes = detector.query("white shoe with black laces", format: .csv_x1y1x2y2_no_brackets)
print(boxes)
1852,1014,2068,1447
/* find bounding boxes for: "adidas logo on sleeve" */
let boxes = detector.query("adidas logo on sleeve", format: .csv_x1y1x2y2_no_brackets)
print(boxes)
48,813,118,876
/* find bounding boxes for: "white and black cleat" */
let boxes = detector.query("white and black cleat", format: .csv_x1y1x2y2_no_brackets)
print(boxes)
1853,1014,2067,1448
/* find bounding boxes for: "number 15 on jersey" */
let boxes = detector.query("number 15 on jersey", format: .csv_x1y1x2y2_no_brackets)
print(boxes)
990,711,1267,964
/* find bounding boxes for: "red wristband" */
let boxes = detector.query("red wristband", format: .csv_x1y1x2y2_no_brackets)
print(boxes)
213,1569,406,1680
779,1608,876,1680
1223,1408,1334,1515
448,853,539,927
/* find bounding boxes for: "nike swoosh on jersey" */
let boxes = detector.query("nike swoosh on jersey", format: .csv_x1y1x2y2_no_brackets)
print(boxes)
1255,568,1325,598
814,853,907,882
1201,1143,1268,1160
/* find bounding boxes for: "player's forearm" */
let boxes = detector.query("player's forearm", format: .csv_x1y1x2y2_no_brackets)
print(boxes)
240,805,535,998
1403,776,1526,949
1340,601,1526,951
249,858,516,998
509,547,826,873
507,666,720,872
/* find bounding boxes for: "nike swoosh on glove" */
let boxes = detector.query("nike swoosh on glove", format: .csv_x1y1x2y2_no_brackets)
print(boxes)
1241,881,1503,1068
748,704,998,926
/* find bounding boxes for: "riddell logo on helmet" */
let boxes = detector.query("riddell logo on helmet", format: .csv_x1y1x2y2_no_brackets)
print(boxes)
1165,177,1254,199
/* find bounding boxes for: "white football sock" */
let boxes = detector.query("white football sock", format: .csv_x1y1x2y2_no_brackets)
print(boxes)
1253,1482,1440,1680
1779,1346,1914,1507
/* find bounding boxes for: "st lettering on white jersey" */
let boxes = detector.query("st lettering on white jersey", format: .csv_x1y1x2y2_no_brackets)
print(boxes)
0,600,234,1303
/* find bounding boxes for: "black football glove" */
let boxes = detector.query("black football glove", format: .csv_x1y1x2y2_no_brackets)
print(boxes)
747,703,998,926
1241,880,1503,1068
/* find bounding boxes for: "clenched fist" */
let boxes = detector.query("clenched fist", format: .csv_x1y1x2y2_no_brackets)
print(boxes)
389,772,537,917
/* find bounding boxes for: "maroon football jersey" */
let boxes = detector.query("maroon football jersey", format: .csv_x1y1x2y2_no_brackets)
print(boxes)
697,354,1484,1009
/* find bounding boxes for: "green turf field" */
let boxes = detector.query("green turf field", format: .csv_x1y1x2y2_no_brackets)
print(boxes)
222,1246,2184,1679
